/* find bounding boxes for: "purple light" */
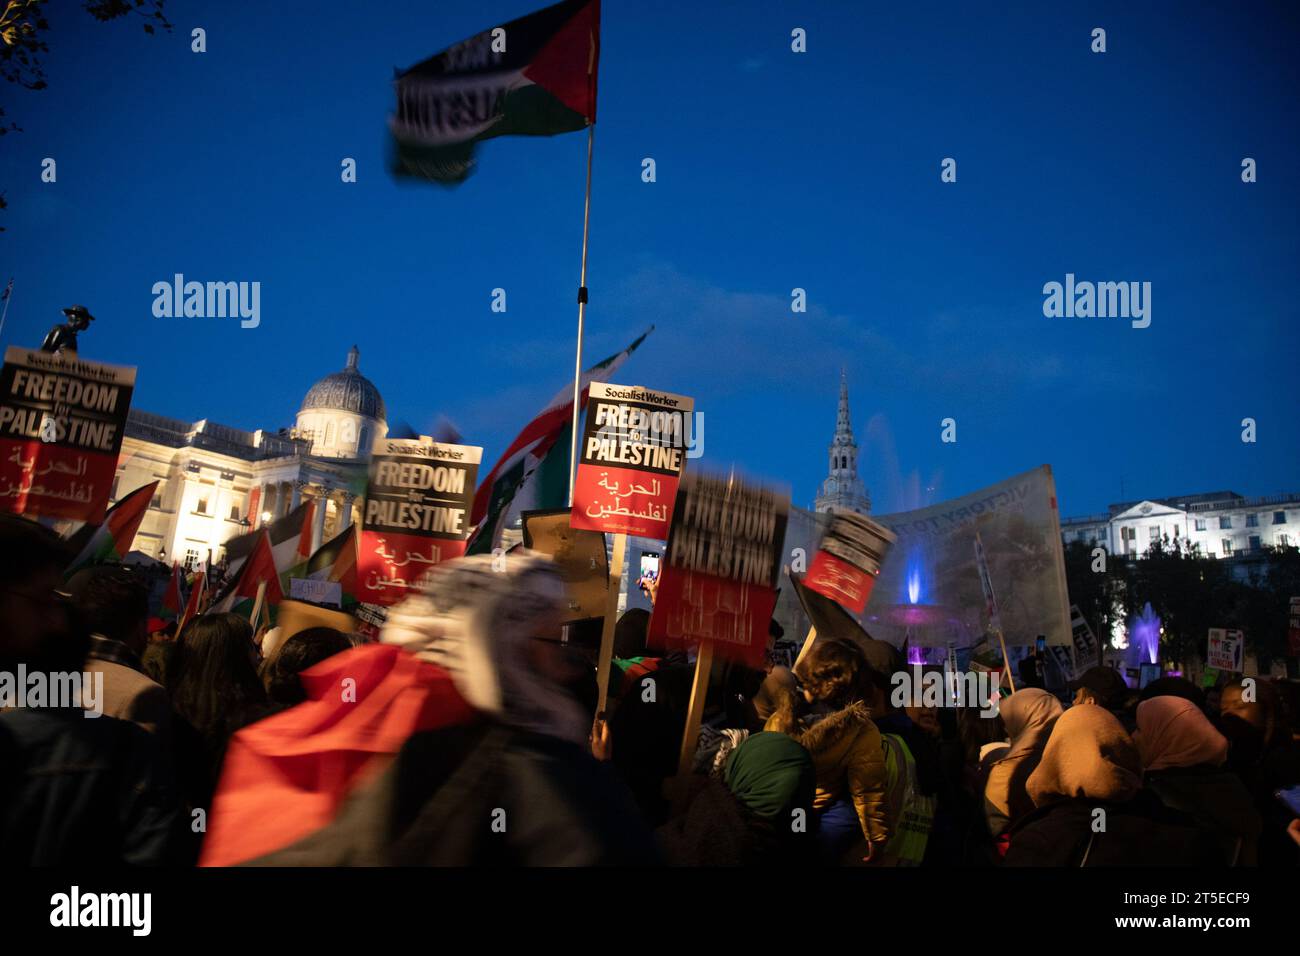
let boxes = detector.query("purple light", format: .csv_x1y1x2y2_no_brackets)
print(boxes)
1131,602,1161,665
907,646,926,666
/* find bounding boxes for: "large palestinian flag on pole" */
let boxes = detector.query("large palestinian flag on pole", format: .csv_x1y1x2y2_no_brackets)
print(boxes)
64,481,158,577
389,0,600,184
467,327,651,554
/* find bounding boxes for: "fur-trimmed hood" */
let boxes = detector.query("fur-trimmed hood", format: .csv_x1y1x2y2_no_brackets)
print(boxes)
795,701,874,758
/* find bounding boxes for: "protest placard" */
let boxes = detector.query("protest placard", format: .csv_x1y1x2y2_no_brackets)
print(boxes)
803,511,896,613
570,382,693,540
1207,628,1245,672
289,577,343,608
648,472,789,665
357,437,480,606
0,347,135,523
1070,604,1101,671
646,471,789,773
522,509,608,622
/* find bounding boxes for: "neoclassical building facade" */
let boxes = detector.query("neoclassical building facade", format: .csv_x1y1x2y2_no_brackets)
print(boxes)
113,346,388,569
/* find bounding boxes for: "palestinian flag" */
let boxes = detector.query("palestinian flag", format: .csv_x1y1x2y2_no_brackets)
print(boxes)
160,562,184,621
64,481,158,577
279,500,319,592
467,326,651,554
224,501,315,583
389,0,599,184
176,570,205,638
211,530,285,622
305,525,360,608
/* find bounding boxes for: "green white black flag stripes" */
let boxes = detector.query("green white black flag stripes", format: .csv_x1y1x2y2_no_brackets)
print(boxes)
466,326,651,554
389,0,600,184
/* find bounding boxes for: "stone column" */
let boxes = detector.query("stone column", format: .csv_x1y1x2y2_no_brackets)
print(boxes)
339,491,355,531
312,488,328,553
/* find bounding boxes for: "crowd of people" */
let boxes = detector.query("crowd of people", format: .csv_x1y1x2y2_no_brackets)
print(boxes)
2,513,1298,867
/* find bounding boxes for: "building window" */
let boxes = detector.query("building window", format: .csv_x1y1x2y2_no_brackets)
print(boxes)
184,548,202,570
1220,516,1232,530
230,503,241,520
1149,527,1160,541
1280,533,1293,547
358,425,369,451
1221,539,1233,555
325,422,335,446
1275,511,1287,525
1248,535,1261,551
1195,518,1207,531
196,496,209,515
1246,513,1258,527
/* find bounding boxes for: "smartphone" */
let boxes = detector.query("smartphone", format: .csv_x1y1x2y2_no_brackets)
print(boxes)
1276,784,1300,817
637,552,660,593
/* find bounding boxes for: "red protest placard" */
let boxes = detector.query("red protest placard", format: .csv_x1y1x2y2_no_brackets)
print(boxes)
802,511,896,613
647,473,789,667
569,382,693,539
0,347,135,523
357,438,480,606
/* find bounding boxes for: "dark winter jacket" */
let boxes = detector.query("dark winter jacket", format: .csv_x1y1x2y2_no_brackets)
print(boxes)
0,708,177,865
247,720,660,866
1004,790,1224,867
1145,764,1261,866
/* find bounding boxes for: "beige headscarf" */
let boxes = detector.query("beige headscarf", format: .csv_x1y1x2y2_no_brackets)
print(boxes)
1134,696,1229,771
984,688,1063,832
1026,704,1142,807
380,551,589,747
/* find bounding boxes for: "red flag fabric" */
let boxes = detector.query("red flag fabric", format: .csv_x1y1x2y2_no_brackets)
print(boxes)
176,570,205,637
242,528,286,609
161,562,184,620
199,643,475,866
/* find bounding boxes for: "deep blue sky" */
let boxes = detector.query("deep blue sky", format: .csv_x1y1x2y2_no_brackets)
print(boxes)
3,0,1297,518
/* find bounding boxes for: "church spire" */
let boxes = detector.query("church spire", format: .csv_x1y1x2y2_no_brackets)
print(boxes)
814,369,871,515
834,367,853,446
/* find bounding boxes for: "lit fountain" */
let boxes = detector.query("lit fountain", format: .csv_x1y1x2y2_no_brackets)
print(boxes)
864,549,974,663
1129,601,1161,665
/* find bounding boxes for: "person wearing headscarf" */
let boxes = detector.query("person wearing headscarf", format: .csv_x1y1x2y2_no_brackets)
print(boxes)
1135,696,1260,865
1005,705,1222,866
218,554,655,868
656,731,816,866
206,553,658,866
983,688,1062,839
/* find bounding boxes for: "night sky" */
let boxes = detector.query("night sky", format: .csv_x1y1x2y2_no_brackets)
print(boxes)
3,0,1296,518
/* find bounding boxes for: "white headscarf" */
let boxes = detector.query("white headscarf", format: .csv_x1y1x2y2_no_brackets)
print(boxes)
381,551,589,747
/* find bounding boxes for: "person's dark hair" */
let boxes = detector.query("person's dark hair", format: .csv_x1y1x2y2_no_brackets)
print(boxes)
262,627,352,705
1138,676,1205,709
613,607,650,659
66,565,149,647
795,638,868,709
168,613,268,743
0,514,70,583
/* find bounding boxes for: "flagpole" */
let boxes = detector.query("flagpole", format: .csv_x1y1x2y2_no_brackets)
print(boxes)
567,123,596,506
0,278,13,344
